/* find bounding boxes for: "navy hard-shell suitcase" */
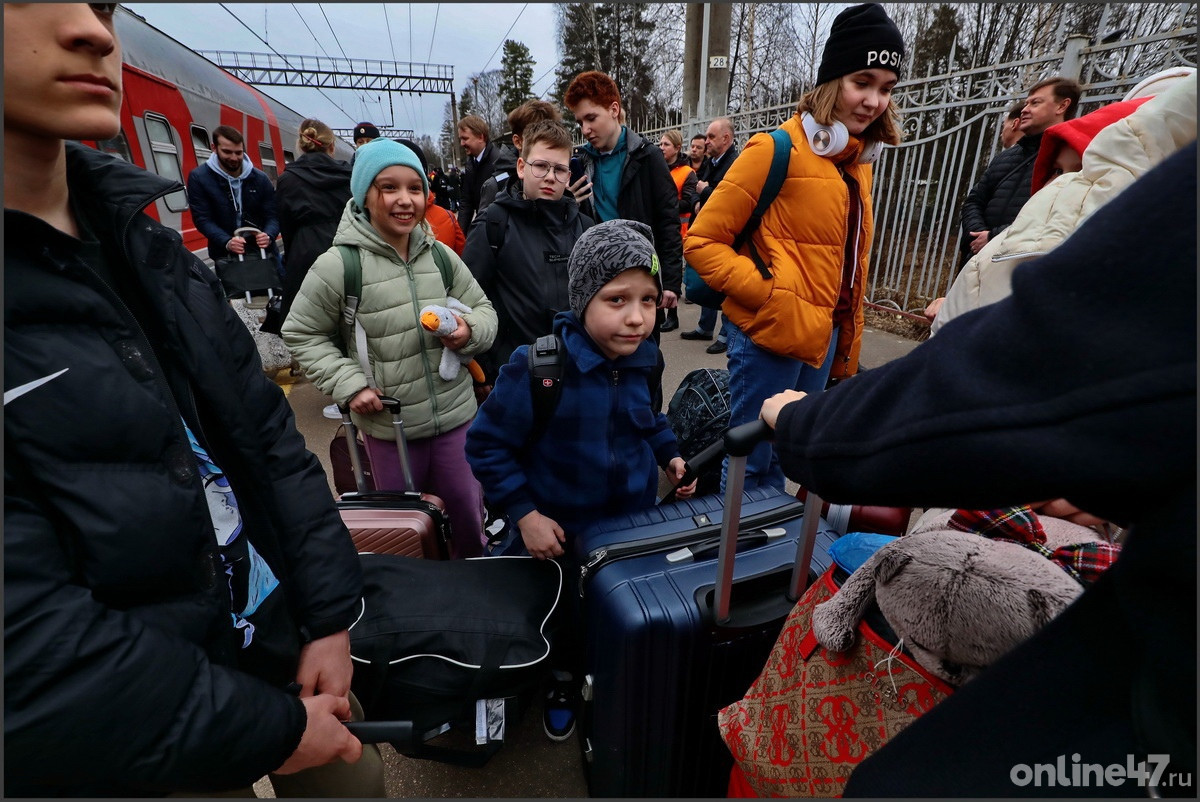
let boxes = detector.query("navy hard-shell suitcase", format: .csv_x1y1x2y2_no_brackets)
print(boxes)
574,421,839,798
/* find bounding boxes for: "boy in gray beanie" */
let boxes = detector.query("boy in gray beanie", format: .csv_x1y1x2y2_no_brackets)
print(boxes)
466,217,695,742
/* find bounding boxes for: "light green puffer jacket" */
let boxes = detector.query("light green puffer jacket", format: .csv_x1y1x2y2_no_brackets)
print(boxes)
283,200,497,441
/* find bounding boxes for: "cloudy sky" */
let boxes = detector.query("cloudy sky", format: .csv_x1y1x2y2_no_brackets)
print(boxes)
123,3,562,140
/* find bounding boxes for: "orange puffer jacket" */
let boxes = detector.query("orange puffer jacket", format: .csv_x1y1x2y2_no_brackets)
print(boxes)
685,113,874,377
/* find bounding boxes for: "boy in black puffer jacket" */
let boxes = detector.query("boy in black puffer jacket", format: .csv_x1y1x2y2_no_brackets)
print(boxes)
463,120,595,386
4,4,380,796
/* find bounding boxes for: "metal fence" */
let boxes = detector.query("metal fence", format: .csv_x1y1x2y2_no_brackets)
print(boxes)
637,23,1196,315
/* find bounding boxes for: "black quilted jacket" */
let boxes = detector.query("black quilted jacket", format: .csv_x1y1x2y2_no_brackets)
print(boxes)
958,133,1042,251
4,144,363,796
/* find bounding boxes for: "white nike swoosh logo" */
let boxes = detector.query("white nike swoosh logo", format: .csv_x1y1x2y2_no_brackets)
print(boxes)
4,368,70,406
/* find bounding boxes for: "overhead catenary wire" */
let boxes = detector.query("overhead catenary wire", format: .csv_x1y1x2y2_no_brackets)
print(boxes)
426,3,440,63
218,3,356,126
316,4,364,119
532,58,564,96
478,3,528,76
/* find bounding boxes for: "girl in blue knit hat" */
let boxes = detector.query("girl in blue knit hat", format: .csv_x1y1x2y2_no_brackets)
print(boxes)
283,139,498,558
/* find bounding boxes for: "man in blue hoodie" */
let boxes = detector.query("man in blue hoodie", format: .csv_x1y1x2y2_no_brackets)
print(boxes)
186,124,280,262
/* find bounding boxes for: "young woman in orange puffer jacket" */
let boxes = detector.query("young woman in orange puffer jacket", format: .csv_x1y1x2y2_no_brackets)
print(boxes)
685,2,906,491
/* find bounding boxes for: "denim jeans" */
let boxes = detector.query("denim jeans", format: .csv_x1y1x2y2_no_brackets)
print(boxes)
696,307,728,339
722,321,841,492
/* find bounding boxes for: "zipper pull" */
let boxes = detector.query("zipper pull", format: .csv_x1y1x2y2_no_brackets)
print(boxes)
578,548,607,597
612,370,619,386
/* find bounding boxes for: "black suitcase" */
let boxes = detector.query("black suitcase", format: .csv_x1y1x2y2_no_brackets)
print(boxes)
574,421,840,797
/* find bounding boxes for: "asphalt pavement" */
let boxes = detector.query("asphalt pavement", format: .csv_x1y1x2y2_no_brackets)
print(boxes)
257,302,920,798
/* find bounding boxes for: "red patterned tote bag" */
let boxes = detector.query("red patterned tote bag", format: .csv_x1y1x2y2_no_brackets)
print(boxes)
718,567,953,797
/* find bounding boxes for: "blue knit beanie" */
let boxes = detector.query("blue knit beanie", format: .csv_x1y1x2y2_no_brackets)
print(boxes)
350,138,429,208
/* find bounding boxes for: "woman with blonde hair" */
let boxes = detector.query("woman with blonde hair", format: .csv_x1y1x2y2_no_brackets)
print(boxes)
658,129,698,332
275,117,352,322
685,2,905,491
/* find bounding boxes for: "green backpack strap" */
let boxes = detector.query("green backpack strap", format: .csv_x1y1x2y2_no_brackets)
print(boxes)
338,244,362,351
336,244,378,389
731,127,793,280
429,240,454,293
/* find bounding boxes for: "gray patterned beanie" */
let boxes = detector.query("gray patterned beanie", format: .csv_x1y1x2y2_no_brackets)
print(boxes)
568,219,663,318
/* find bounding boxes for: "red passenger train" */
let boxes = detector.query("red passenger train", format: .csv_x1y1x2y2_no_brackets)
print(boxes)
83,6,355,260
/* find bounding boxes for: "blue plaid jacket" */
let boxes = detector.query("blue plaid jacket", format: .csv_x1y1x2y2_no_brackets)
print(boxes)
466,311,679,534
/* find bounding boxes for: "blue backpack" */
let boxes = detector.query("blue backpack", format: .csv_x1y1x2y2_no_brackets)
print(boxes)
683,127,793,310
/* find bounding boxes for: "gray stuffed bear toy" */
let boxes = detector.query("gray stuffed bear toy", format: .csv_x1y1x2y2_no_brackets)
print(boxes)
811,529,1085,686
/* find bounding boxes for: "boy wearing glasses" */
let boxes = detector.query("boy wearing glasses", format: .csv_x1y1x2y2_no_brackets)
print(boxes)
463,120,594,384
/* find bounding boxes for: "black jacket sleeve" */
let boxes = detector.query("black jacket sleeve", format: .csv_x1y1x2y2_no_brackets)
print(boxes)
4,459,307,794
645,147,684,295
461,206,500,295
775,146,1197,525
958,165,996,239
680,169,699,219
186,168,233,249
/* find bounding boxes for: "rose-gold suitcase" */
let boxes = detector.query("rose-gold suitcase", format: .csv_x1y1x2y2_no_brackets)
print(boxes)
336,395,450,559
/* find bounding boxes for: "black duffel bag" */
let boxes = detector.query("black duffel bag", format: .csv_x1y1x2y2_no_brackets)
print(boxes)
349,552,562,766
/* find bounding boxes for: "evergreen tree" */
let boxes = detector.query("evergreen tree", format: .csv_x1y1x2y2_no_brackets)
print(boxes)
553,3,656,126
911,4,966,78
499,39,536,115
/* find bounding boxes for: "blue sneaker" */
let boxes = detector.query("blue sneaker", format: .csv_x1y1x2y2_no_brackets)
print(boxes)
543,672,577,742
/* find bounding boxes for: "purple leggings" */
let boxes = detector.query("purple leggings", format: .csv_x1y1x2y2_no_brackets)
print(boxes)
363,421,485,558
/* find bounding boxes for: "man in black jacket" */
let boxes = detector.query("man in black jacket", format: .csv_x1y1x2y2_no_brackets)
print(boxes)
457,114,501,232
762,144,1196,797
186,124,281,263
563,70,683,407
695,116,740,207
958,77,1080,262
683,116,740,353
4,4,380,795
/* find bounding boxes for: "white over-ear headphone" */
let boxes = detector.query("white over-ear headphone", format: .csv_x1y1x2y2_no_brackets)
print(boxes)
801,113,883,165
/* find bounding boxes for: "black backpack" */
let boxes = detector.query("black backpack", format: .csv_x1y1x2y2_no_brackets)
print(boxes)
525,334,665,444
665,367,731,497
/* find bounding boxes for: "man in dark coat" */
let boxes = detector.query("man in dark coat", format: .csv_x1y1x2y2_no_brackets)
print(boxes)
4,4,379,795
456,114,501,231
683,116,740,352
762,144,1196,797
958,77,1080,263
186,124,281,262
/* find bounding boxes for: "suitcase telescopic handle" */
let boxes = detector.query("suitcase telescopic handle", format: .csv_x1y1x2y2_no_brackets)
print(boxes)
712,420,824,625
337,395,413,493
376,395,416,492
233,225,267,259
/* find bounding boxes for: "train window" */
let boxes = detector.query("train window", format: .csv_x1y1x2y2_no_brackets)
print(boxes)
143,113,188,213
283,149,295,165
190,125,211,162
259,143,278,184
97,131,132,162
